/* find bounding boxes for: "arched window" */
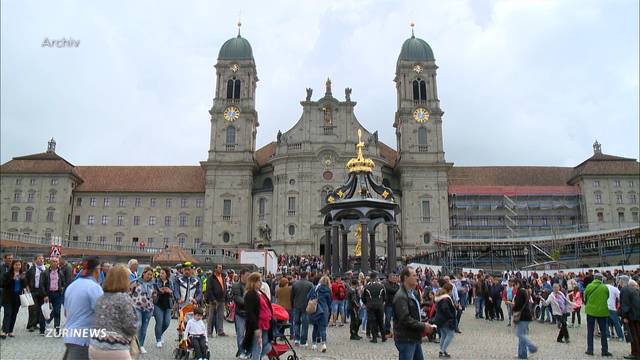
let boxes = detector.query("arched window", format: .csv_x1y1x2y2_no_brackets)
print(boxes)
262,178,273,190
226,80,234,99
418,127,428,146
234,79,241,99
226,78,241,99
226,126,236,144
423,233,431,244
412,79,427,100
258,198,266,218
288,225,296,236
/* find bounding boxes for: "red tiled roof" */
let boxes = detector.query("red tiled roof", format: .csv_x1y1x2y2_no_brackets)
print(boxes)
75,166,205,193
569,153,639,184
378,141,398,168
1,151,81,178
448,185,579,196
448,166,574,186
255,142,276,167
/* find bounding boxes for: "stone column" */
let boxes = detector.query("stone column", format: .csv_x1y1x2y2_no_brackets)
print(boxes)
331,224,339,276
369,231,376,273
324,227,331,273
361,223,369,274
341,228,348,273
387,223,397,274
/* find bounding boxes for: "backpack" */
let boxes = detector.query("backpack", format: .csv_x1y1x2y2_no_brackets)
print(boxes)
306,285,320,315
336,283,346,300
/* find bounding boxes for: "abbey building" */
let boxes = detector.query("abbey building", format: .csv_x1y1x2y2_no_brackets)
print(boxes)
2,30,639,256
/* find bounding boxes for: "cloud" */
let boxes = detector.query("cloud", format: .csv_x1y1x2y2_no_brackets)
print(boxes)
1,0,638,167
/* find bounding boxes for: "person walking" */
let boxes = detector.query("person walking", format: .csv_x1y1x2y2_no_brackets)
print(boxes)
0,259,26,338
242,272,274,360
512,278,537,359
393,267,435,360
330,275,346,327
173,262,202,310
569,287,582,327
44,257,67,335
130,266,156,354
363,271,386,343
434,283,457,358
347,279,362,340
89,265,138,360
503,279,515,326
232,269,249,358
605,277,625,342
25,254,47,334
383,273,400,338
275,277,292,336
543,283,573,343
584,273,612,357
153,268,174,348
620,277,640,360
309,275,332,352
205,264,227,337
63,256,104,360
291,271,313,348
474,274,484,319
0,254,14,315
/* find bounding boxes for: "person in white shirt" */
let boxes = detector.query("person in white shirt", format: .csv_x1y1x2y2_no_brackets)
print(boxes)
185,307,209,360
605,278,625,341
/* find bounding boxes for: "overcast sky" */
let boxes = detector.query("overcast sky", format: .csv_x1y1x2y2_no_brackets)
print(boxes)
1,0,638,167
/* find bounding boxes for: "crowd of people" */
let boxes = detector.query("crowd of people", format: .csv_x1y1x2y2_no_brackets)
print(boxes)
1,251,639,360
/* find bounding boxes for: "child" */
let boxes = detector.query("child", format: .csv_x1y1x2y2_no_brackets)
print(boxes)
568,287,582,327
185,307,208,360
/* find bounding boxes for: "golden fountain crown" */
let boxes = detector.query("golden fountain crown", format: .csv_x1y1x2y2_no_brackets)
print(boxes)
346,129,375,173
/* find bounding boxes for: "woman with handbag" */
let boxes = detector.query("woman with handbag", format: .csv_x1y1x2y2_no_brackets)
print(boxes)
309,275,332,353
153,268,173,348
1,260,27,338
242,272,274,360
129,267,156,355
89,265,138,360
433,283,457,358
512,279,538,359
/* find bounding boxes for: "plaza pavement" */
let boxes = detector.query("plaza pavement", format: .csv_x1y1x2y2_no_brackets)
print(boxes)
0,306,632,359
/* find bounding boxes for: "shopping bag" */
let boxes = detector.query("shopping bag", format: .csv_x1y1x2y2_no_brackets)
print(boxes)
41,301,53,320
20,290,34,307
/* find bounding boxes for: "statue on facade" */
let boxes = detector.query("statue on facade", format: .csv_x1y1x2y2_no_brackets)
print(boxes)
277,130,282,143
259,224,272,242
353,224,362,256
325,77,332,96
305,88,313,101
345,87,352,101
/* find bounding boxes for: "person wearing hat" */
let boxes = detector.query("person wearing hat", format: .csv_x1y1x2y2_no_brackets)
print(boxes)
363,271,386,343
173,262,202,310
620,276,640,360
584,273,612,357
63,256,103,360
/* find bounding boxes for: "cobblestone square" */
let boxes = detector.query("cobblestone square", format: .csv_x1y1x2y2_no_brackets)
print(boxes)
0,305,632,360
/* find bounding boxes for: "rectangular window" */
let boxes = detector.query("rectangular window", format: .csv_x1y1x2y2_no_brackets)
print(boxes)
466,218,472,226
223,199,232,219
481,218,489,226
133,216,140,226
288,197,296,216
48,192,56,203
90,197,97,207
88,215,96,225
194,238,201,248
11,211,18,222
618,211,625,223
149,216,156,225
179,214,187,226
101,215,108,225
630,194,638,204
117,215,124,226
147,237,154,246
165,198,172,208
258,199,266,219
72,236,78,241
181,198,188,208
557,216,562,225
597,212,604,222
593,180,600,188
163,237,170,247
421,200,431,221
614,180,621,187
30,178,36,185
629,181,635,187
74,215,80,225
164,216,172,226
150,198,156,208
27,192,34,203
86,235,92,242
195,216,203,227
99,236,106,244
25,211,32,222
196,199,204,208
118,197,126,207
178,236,186,247
14,192,21,203
103,197,110,207
632,211,639,223
594,193,602,204
76,197,82,207
616,194,624,204
115,236,122,245
47,211,54,222
542,217,548,225
15,178,22,185
51,178,58,185
134,197,142,207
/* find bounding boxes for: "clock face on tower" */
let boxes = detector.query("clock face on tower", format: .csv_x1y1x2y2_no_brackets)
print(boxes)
413,107,429,123
223,106,240,122
413,64,423,73
230,63,240,72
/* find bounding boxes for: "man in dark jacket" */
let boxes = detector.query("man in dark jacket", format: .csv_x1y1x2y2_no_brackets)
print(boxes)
620,276,640,360
291,271,313,347
44,257,67,334
205,264,227,337
0,254,13,309
363,271,386,343
26,254,47,333
347,279,362,340
393,267,435,359
232,269,249,358
383,273,399,337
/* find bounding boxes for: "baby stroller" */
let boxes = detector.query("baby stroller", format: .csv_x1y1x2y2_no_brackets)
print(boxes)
267,304,298,360
173,304,210,360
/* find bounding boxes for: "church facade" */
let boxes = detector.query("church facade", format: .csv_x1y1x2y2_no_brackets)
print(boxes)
2,30,639,256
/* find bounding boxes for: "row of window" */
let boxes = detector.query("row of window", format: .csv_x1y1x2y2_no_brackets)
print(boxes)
593,180,635,188
76,235,198,247
77,197,204,209
596,210,640,223
593,192,637,204
10,209,52,223
13,190,56,203
82,215,203,227
14,178,58,185
454,216,577,226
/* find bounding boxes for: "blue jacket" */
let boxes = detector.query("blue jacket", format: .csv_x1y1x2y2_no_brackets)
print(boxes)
309,284,332,324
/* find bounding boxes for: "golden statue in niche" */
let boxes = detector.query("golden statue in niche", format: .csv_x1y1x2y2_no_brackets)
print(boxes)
353,224,362,256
